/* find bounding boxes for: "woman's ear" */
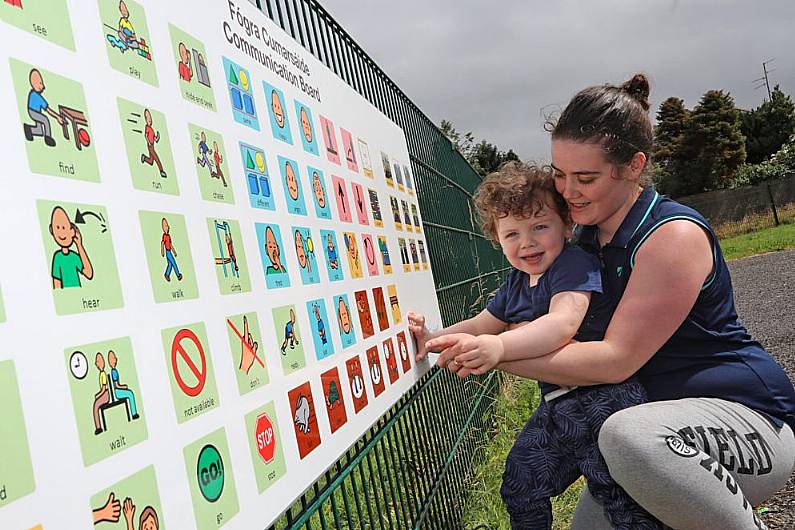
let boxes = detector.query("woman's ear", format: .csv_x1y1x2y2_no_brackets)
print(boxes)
628,151,647,181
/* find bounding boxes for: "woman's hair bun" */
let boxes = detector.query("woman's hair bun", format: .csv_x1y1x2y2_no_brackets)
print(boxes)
621,73,650,111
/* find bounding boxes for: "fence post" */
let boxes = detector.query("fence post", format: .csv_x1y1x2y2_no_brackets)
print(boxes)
766,183,780,227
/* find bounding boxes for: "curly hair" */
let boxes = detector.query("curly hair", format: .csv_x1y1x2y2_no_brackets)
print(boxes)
473,161,569,245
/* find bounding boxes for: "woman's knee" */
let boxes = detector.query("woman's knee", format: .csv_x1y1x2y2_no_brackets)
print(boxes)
597,404,664,473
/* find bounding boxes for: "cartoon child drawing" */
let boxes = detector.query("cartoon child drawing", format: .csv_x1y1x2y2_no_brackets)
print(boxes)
140,109,166,178
264,226,285,275
178,42,192,82
49,206,94,289
115,1,140,51
300,106,313,143
337,297,352,336
212,140,226,186
123,499,159,530
23,68,64,147
326,233,338,269
312,171,326,208
225,232,239,273
294,229,312,273
93,352,110,435
281,308,299,353
313,304,327,345
107,350,139,420
284,161,299,201
271,90,285,128
344,233,361,272
160,217,183,282
195,131,213,175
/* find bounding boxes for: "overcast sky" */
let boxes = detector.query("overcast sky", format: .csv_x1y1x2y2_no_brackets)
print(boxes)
322,1,795,162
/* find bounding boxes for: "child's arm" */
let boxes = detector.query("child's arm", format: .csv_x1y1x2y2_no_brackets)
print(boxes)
448,290,591,374
409,308,506,362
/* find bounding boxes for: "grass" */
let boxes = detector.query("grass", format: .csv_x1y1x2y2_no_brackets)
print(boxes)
712,202,795,239
719,222,795,261
461,375,583,530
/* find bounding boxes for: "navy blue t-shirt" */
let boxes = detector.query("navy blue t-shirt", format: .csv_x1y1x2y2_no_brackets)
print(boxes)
577,187,795,431
487,244,602,394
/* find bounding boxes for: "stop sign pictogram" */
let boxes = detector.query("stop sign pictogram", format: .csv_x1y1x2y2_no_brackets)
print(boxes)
255,413,276,464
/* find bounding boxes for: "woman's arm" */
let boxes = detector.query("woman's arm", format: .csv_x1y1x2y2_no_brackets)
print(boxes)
434,220,714,383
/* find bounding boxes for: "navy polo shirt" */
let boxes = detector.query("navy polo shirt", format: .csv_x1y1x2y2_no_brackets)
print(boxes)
577,187,795,431
487,244,602,394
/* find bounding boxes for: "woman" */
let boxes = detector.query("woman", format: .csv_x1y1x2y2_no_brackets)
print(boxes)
425,74,795,529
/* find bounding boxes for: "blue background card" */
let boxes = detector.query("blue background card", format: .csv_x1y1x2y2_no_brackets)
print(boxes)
320,229,344,282
294,99,320,156
263,81,293,144
333,294,357,349
223,57,259,130
240,142,275,211
308,166,331,220
278,156,307,216
292,226,320,285
255,222,290,289
306,298,335,360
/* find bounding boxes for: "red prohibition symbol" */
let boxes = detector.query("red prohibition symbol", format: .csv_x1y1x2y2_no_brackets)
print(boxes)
171,328,207,397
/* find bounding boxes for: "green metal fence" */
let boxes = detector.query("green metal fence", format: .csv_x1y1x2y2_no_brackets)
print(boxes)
248,1,510,528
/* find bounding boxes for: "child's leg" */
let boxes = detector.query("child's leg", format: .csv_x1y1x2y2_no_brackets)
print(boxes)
576,380,663,530
501,399,581,530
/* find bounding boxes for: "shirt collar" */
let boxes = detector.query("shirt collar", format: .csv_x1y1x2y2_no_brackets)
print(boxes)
577,187,659,249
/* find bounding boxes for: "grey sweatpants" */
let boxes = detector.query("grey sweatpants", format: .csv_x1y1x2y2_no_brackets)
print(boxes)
570,398,795,530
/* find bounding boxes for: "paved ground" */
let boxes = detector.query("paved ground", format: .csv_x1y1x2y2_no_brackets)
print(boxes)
729,249,795,529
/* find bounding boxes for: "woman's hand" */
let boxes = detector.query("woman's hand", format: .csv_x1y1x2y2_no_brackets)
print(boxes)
407,311,433,361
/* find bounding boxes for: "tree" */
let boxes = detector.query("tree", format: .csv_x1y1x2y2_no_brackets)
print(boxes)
741,86,795,164
679,90,746,194
439,120,521,176
652,97,690,196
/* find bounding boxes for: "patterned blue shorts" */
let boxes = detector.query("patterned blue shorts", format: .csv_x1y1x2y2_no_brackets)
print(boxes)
500,379,663,529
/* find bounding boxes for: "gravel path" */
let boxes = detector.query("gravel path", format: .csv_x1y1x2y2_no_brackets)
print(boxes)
729,249,795,529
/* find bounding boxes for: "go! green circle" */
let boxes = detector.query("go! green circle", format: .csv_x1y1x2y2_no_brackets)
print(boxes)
196,444,224,502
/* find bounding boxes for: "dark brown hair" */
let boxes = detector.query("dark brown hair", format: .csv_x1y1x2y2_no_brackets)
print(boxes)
550,73,653,170
473,161,569,244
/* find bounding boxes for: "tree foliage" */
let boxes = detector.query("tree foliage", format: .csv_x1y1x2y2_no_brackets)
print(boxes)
741,86,795,164
439,120,519,176
652,97,691,197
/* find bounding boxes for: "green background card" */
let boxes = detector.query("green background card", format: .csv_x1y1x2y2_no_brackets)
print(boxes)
10,59,100,182
206,218,250,294
184,428,239,530
139,210,199,303
1,0,75,50
225,312,269,395
36,200,124,316
0,360,35,508
0,285,5,322
118,98,178,195
169,24,216,111
244,402,287,493
64,337,148,467
161,322,220,424
98,0,158,86
272,305,307,375
90,465,164,530
190,124,233,204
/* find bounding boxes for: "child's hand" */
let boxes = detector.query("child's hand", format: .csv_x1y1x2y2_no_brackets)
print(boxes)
455,335,505,375
407,311,432,361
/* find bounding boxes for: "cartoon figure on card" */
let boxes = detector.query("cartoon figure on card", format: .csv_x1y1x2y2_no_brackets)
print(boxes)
160,217,183,282
321,230,344,282
279,157,307,215
335,295,357,348
92,350,141,435
390,196,402,230
378,236,393,274
280,308,299,354
23,68,66,148
401,200,413,231
264,83,292,144
325,233,338,270
108,350,140,422
381,151,393,187
105,1,152,62
308,299,334,360
410,239,420,270
140,109,167,178
288,383,321,458
294,227,319,284
321,367,348,433
264,226,286,276
382,338,399,384
355,290,374,339
295,101,319,155
49,206,93,289
310,168,331,219
343,232,363,278
177,42,192,82
368,189,383,227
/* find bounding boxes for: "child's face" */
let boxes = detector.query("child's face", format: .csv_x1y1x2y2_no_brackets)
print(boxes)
496,198,570,278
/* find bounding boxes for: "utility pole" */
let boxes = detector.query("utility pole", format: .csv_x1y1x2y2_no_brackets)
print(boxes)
753,59,775,101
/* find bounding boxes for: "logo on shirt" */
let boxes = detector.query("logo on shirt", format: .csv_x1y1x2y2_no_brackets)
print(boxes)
616,266,624,278
665,435,698,458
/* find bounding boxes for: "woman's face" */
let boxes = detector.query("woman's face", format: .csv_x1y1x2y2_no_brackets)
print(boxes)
550,139,638,229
